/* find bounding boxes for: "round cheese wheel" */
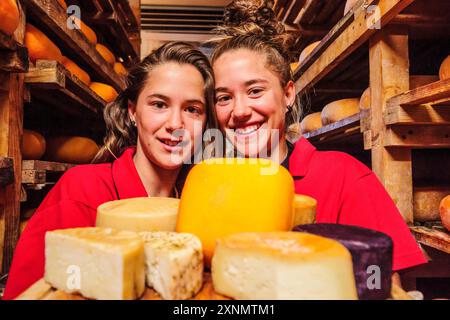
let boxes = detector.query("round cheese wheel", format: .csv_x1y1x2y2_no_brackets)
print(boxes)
114,62,127,76
96,44,115,65
57,0,67,10
25,24,63,63
212,232,358,300
292,194,317,226
290,62,299,72
360,87,370,110
96,197,180,232
0,0,20,36
439,55,450,81
344,0,359,15
68,16,97,45
62,56,91,86
413,186,450,221
45,136,99,164
439,195,450,232
298,41,321,66
22,129,46,160
176,158,295,266
300,112,322,133
89,82,118,103
293,223,393,300
321,98,360,125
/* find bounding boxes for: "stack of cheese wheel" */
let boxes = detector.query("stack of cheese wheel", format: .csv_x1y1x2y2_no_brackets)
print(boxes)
300,112,322,133
62,56,91,86
413,186,450,221
25,24,63,63
176,158,295,265
96,197,180,232
211,231,358,300
321,98,360,125
89,82,118,103
439,55,450,81
22,129,46,160
440,195,450,231
0,0,20,36
44,136,99,164
298,41,321,66
294,223,394,300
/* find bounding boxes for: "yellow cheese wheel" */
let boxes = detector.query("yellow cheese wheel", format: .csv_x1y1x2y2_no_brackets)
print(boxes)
290,62,299,72
321,98,360,125
300,112,322,133
0,0,20,36
299,41,321,65
22,129,46,160
57,0,67,10
359,87,370,110
176,158,295,265
96,44,115,65
96,197,180,232
344,0,359,15
25,24,63,63
440,195,450,232
414,187,450,222
439,55,450,81
114,62,128,76
62,56,91,86
45,136,99,164
89,82,118,103
292,194,317,226
68,16,97,45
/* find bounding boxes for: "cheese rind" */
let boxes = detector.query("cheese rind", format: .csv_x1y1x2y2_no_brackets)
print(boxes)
96,197,179,232
139,232,203,300
212,232,358,300
44,227,146,300
300,112,322,133
298,41,321,65
439,55,450,81
321,98,360,125
292,194,317,226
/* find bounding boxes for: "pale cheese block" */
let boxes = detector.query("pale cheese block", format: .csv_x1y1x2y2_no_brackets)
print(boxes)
298,41,321,66
212,232,358,300
439,55,450,81
300,112,322,133
44,227,146,300
359,87,370,110
321,98,360,125
292,194,317,226
413,186,450,221
139,232,203,300
96,197,179,232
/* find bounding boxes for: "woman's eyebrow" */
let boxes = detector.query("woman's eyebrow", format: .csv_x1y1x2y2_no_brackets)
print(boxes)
215,79,269,92
185,99,205,105
146,93,170,101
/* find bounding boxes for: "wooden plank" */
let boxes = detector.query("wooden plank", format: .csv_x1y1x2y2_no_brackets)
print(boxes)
385,104,450,125
26,0,126,91
22,160,75,171
0,157,14,188
387,78,450,107
0,30,28,73
384,125,450,148
295,0,416,94
410,226,450,254
21,170,46,184
303,112,361,140
369,26,413,223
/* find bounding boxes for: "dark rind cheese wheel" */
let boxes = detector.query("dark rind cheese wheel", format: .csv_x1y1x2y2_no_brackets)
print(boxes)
293,223,393,300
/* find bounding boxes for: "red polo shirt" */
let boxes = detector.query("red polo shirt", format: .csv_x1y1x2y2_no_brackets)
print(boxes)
288,138,427,272
3,148,147,300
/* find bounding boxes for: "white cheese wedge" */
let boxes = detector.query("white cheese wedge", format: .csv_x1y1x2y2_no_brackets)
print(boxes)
96,197,179,232
44,227,146,300
212,232,358,300
139,232,203,300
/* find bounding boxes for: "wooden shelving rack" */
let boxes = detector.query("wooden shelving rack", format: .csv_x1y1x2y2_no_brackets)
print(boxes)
0,0,141,280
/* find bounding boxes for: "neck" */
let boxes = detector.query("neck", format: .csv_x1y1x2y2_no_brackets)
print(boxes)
133,143,181,197
268,136,288,164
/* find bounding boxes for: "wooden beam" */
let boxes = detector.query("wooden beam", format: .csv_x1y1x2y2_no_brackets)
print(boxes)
387,78,450,107
295,0,416,94
410,226,450,254
384,125,450,148
385,104,450,125
0,157,14,188
369,26,413,223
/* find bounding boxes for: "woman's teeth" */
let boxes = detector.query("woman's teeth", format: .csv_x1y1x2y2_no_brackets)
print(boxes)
162,139,181,147
235,124,260,135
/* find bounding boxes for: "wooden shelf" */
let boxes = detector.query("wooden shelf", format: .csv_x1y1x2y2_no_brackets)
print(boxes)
0,157,14,188
25,60,106,119
26,0,126,91
22,160,75,185
410,226,450,254
0,31,29,73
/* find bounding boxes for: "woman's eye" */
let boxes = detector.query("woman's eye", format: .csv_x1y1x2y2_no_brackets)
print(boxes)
186,106,200,114
249,88,263,96
151,101,166,109
216,95,231,104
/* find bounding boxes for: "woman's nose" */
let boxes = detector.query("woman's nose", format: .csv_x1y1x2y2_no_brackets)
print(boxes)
232,96,252,121
165,109,184,132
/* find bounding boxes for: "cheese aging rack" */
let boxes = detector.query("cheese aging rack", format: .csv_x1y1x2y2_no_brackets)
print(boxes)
275,0,450,294
0,0,141,285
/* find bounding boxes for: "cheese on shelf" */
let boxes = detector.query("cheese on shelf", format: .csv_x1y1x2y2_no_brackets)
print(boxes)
89,82,118,103
96,197,180,232
294,223,393,300
298,41,321,66
114,62,128,76
176,158,295,265
96,44,115,65
359,87,370,110
44,227,146,300
45,136,99,164
439,55,450,81
57,0,67,10
413,186,450,221
0,0,20,36
22,129,46,160
25,24,63,63
440,195,450,231
321,98,360,125
300,112,322,133
62,56,91,86
292,194,317,226
139,232,203,300
212,232,357,300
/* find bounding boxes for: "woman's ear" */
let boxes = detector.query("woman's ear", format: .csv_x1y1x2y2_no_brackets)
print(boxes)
284,81,296,110
128,101,136,123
